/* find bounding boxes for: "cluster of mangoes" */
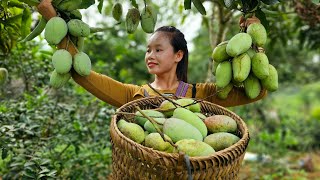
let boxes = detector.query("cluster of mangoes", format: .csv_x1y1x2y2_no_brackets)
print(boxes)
212,22,279,99
21,0,92,89
111,2,157,34
117,98,240,157
44,16,92,89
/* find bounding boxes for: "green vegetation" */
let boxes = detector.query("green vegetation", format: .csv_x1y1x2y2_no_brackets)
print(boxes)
1,0,319,179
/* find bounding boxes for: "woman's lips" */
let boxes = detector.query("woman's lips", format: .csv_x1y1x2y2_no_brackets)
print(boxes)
147,62,157,68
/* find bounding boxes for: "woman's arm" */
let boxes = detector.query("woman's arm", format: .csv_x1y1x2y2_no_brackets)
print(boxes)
72,70,141,107
196,83,267,107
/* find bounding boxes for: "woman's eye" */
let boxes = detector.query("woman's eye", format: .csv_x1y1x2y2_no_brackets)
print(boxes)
156,49,161,52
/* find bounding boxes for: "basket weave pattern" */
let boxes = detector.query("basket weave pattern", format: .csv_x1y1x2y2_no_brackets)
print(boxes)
110,97,250,180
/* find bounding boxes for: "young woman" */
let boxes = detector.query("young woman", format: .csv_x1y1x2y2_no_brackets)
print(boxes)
71,26,267,108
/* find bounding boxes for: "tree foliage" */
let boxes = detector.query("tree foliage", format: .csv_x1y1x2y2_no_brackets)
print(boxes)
0,0,320,179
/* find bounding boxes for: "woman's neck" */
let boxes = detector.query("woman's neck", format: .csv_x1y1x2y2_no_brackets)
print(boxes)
151,75,180,90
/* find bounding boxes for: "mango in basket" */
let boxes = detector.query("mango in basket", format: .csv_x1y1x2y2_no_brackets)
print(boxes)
204,132,240,151
172,108,207,138
159,100,179,117
194,112,207,121
204,115,237,133
176,98,201,113
174,139,215,157
144,117,166,133
145,133,174,153
117,119,145,144
163,118,203,143
134,110,165,126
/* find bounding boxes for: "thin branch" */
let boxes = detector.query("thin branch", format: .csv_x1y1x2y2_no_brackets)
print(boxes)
147,83,182,107
135,106,177,148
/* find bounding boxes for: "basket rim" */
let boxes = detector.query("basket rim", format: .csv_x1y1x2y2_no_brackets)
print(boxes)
111,96,250,161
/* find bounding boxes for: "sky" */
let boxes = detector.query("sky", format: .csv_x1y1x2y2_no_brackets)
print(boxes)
80,1,203,51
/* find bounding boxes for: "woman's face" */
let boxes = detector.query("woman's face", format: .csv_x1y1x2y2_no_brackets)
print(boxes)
145,32,183,76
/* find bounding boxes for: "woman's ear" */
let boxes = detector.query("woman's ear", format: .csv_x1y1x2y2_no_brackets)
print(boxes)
175,50,184,62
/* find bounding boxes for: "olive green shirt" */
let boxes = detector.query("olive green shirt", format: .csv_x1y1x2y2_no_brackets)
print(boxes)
72,71,267,108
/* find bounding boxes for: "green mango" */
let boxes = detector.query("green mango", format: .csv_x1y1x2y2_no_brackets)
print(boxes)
158,100,178,117
215,61,232,88
194,112,207,121
217,83,233,100
244,74,261,99
252,52,270,80
70,10,82,20
145,133,174,153
144,117,166,133
226,33,252,57
52,49,72,74
261,64,278,91
117,119,145,144
134,109,165,126
246,48,256,59
125,8,140,34
232,53,251,82
141,5,157,33
163,118,203,143
247,23,267,47
212,41,231,62
212,60,219,76
49,70,71,89
174,139,215,157
172,108,207,138
112,3,123,21
44,17,68,45
176,98,201,112
57,0,82,11
204,115,237,133
73,52,91,76
67,19,90,37
204,132,240,151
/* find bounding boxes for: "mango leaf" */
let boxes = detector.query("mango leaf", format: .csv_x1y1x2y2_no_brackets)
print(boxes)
78,0,95,9
130,0,138,9
18,0,40,6
261,0,279,5
1,148,8,159
20,8,32,38
255,8,269,32
241,0,259,13
97,0,103,13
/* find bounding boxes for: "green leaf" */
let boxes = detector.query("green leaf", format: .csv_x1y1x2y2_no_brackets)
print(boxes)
311,0,319,4
241,0,259,13
97,0,103,13
20,8,32,38
19,0,40,6
1,148,8,159
261,0,279,5
255,8,269,32
78,0,95,9
24,161,35,167
130,0,138,9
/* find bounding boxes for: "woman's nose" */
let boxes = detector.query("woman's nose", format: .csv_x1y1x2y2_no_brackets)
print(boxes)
146,51,155,60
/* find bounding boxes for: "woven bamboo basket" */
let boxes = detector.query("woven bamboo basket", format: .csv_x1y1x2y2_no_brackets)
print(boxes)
109,96,250,180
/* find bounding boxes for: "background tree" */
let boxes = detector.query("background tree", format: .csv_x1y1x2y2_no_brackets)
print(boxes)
1,0,320,179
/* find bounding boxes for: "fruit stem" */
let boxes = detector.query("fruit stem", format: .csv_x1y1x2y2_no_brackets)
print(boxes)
135,106,178,148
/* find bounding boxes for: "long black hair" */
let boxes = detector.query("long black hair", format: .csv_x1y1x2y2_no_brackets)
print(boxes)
155,26,189,82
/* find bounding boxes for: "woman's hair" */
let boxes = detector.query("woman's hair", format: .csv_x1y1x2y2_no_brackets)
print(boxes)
155,26,189,82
